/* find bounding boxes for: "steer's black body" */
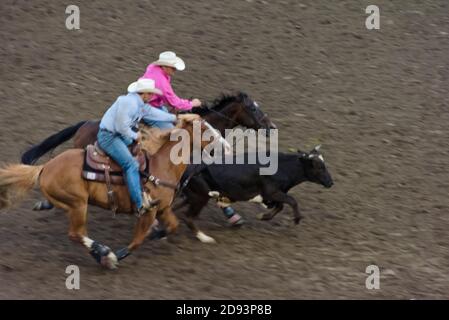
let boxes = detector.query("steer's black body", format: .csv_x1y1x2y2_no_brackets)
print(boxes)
175,148,333,234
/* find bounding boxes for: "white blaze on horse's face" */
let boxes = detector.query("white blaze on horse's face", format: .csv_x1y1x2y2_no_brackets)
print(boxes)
203,121,232,154
309,153,325,163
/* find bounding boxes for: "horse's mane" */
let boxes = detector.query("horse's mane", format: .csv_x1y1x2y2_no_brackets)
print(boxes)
191,91,249,116
139,124,176,155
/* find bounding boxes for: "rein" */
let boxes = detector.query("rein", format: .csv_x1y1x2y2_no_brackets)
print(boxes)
204,100,269,129
204,107,240,126
147,174,178,190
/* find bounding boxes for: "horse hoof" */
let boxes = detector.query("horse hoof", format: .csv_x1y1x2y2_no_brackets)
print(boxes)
196,231,216,244
101,252,118,270
115,247,131,261
90,242,118,269
33,200,54,211
32,202,41,211
149,226,167,241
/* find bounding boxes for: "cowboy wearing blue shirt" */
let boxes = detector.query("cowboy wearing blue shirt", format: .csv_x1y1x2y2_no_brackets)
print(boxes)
98,78,176,216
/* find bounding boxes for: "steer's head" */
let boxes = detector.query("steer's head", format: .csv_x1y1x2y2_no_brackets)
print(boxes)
298,145,334,188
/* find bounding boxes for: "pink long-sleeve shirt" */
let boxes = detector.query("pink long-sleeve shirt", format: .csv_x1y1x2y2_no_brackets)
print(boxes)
140,64,193,111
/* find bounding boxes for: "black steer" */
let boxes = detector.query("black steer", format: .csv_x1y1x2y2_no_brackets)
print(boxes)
174,146,333,243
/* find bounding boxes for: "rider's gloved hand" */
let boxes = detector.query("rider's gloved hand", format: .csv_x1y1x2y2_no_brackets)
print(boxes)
191,98,202,107
135,132,142,143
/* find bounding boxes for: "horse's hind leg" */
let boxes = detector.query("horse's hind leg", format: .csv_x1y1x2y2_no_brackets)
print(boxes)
184,198,215,244
179,180,215,243
62,202,118,269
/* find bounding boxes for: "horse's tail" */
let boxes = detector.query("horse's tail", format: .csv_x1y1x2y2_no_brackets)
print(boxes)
0,164,44,210
21,121,87,165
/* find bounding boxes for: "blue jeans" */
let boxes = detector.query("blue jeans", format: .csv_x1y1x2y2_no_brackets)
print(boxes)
144,106,175,130
97,129,143,209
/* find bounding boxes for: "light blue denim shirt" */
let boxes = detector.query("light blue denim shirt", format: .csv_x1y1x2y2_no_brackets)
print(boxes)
99,92,176,140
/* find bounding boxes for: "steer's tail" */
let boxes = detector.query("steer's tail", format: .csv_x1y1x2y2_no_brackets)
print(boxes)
21,121,87,165
0,164,44,210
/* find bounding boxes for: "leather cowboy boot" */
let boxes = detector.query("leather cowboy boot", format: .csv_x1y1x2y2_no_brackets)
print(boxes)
136,192,160,217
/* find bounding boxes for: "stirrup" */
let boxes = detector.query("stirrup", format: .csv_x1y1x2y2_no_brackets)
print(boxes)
142,191,158,207
135,199,161,218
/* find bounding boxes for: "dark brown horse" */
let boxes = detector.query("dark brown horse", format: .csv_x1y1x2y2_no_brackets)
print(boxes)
0,117,227,269
21,92,276,165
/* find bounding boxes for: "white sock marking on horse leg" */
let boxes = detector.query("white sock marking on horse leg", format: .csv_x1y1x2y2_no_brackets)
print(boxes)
82,236,94,249
106,251,118,266
196,231,216,244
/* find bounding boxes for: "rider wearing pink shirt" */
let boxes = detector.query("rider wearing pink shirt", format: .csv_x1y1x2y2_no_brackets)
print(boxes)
140,51,202,114
140,51,244,227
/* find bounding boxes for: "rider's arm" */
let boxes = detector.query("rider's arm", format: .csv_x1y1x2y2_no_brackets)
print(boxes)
115,99,139,141
159,78,193,111
141,104,177,125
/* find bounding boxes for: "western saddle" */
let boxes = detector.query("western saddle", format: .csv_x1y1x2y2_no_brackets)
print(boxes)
82,142,150,214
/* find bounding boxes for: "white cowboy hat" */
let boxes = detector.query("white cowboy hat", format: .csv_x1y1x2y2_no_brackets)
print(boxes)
152,51,186,71
127,78,162,95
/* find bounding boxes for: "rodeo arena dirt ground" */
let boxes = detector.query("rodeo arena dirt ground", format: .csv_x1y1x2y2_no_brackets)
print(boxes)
0,0,448,300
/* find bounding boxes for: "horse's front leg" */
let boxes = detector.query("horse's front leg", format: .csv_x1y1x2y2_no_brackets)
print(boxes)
64,204,118,269
157,206,180,236
114,207,158,261
265,192,302,224
181,199,216,244
157,205,215,243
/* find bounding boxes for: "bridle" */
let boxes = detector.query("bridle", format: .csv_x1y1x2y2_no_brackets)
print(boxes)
143,120,229,195
247,100,270,128
204,98,270,129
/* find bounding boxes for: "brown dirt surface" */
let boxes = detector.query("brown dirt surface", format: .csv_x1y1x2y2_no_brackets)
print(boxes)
0,0,448,299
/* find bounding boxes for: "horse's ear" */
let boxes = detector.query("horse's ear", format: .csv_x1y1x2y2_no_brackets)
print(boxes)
237,91,248,102
311,145,321,153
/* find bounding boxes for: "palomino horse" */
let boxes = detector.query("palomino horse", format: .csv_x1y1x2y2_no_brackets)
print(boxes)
0,117,228,269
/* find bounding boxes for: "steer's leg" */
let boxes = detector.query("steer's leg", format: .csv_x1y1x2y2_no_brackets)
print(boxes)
257,202,284,221
264,192,303,224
